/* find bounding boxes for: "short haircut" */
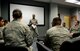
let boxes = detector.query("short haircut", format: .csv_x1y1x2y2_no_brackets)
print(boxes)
52,17,61,27
0,17,3,21
4,20,8,23
32,14,35,17
77,20,79,24
4,20,9,25
12,9,22,19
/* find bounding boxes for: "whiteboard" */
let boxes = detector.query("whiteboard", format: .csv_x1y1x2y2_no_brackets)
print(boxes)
10,3,44,25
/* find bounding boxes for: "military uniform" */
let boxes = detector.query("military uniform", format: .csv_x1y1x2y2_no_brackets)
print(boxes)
29,19,38,25
29,18,39,51
70,24,80,33
0,27,4,43
29,18,38,39
3,19,33,50
46,25,71,51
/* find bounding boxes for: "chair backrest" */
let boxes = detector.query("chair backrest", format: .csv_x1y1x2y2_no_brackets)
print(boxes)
72,33,80,38
60,41,72,51
60,36,80,51
36,42,53,51
0,46,28,51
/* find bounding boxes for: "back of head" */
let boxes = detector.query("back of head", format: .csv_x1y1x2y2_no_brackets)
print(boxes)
52,17,61,27
4,20,9,26
12,9,22,19
0,17,3,21
77,20,79,25
0,17,4,27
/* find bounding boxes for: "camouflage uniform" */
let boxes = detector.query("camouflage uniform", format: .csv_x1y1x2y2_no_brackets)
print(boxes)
29,18,38,39
46,25,71,51
0,27,4,43
3,19,33,50
70,24,80,33
30,26,39,41
29,19,39,51
29,19,38,25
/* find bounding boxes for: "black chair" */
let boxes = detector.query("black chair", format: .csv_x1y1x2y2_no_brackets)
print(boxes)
0,42,4,47
37,42,53,51
60,41,72,51
60,36,80,51
0,45,28,51
72,33,80,38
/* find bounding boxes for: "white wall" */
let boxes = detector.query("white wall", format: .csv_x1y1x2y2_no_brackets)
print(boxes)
49,3,58,27
10,4,44,25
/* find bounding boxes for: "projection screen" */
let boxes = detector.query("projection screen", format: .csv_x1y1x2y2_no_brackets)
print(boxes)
10,3,44,25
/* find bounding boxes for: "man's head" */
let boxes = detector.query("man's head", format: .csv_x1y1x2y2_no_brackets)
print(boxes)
75,20,79,26
4,20,9,26
12,9,22,19
32,14,35,19
63,22,66,27
52,17,62,27
0,17,4,27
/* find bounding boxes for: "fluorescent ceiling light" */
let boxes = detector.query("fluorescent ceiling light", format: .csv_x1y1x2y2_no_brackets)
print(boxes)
65,0,78,3
65,0,80,5
75,2,80,5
